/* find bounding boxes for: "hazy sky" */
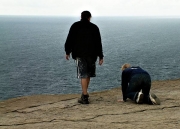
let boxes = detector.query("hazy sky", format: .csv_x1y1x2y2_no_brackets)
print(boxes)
0,0,180,16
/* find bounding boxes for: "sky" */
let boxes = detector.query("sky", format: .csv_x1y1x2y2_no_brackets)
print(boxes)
0,0,180,16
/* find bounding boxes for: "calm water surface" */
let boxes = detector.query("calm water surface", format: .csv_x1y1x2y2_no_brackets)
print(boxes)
0,16,180,100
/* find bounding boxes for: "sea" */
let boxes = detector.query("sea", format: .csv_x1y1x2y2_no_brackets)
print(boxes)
0,16,180,101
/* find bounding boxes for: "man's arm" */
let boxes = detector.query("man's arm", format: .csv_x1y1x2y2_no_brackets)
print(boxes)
65,55,70,60
99,58,103,65
95,27,104,60
64,24,74,59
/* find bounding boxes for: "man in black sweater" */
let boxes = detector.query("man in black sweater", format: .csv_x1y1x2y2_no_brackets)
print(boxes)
65,11,104,104
121,63,160,105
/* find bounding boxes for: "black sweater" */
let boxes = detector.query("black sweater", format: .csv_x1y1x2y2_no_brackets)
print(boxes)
65,18,103,59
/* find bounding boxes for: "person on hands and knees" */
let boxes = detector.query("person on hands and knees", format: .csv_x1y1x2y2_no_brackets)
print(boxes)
64,11,104,104
120,63,160,105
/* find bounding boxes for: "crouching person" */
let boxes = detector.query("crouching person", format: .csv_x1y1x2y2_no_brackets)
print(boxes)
121,63,160,105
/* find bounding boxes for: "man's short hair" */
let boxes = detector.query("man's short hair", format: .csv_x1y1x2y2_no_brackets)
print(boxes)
121,63,131,71
81,11,91,19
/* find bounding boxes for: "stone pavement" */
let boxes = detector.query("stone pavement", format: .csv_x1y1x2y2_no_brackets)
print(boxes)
0,79,180,129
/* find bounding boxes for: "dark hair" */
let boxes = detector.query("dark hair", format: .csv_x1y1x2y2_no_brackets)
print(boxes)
81,11,91,19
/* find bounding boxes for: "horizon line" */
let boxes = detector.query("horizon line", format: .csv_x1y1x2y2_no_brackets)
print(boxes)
0,14,180,18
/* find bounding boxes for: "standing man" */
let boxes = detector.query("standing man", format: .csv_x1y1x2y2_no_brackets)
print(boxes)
120,63,160,105
65,11,104,104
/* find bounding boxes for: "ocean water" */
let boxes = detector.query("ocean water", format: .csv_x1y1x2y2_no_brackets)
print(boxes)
0,16,180,101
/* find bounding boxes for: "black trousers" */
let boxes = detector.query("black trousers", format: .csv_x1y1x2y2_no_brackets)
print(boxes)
126,74,151,103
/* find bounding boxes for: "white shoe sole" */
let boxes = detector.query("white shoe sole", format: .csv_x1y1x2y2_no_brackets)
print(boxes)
136,92,144,104
149,92,160,105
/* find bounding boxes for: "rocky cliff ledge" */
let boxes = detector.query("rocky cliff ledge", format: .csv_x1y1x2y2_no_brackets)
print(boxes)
0,79,180,129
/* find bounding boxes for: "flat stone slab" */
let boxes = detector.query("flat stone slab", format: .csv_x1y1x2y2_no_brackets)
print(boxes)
0,79,180,129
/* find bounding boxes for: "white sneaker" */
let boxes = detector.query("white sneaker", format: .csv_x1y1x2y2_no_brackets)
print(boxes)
149,92,160,105
136,92,144,104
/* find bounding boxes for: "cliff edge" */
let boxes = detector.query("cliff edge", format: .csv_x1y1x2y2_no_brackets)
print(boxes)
0,79,180,129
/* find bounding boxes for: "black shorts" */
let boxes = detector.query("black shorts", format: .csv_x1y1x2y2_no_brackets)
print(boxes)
76,57,96,78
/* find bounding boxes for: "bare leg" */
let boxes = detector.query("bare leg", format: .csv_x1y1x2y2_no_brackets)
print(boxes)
87,77,90,88
81,77,90,95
